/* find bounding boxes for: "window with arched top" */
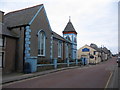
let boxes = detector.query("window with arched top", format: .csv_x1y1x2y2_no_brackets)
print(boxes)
58,41,62,58
38,30,46,56
65,36,71,41
66,43,69,59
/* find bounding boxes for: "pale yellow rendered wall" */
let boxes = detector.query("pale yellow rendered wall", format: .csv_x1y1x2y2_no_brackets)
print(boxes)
77,45,101,64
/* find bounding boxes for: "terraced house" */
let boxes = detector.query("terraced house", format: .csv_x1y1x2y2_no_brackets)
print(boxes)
0,4,77,73
77,44,101,64
77,43,112,64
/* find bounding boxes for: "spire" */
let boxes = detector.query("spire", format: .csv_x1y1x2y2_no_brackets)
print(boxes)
63,17,77,34
69,16,71,22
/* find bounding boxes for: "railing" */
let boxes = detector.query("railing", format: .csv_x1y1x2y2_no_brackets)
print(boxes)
37,58,81,69
25,57,83,73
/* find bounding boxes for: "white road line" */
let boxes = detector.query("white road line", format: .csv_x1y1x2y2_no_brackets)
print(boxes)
104,72,113,89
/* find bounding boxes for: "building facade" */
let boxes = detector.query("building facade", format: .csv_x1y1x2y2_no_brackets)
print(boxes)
77,44,101,64
77,44,112,65
0,10,18,73
1,4,77,73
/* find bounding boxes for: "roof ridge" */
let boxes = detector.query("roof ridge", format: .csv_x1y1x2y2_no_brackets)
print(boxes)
52,31,64,39
52,31,72,42
5,4,43,16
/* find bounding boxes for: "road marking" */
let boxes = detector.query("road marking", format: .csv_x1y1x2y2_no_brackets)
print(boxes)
104,72,113,89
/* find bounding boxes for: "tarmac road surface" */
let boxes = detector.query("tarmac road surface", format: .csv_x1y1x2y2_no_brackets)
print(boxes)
3,57,117,88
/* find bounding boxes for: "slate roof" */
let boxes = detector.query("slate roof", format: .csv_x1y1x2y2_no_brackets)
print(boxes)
52,31,66,41
63,20,77,34
52,31,71,43
2,4,73,42
0,23,18,38
90,43,110,53
102,47,109,54
90,46,101,52
4,4,43,28
1,4,43,37
90,43,101,52
0,11,18,37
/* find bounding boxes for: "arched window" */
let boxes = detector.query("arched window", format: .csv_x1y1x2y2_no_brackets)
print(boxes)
38,30,46,56
65,36,71,41
58,41,62,57
66,43,69,59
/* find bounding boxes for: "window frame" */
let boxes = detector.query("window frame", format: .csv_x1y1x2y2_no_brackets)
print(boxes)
0,37,4,47
66,43,69,59
58,41,62,58
74,51,76,59
94,51,96,55
38,30,46,57
0,52,4,68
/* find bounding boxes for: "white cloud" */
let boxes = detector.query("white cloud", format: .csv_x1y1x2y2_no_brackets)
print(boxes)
0,0,119,54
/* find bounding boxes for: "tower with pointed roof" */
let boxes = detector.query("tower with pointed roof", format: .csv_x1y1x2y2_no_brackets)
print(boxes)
63,17,77,60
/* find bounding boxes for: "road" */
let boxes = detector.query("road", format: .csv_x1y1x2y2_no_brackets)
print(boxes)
3,57,117,88
107,57,119,89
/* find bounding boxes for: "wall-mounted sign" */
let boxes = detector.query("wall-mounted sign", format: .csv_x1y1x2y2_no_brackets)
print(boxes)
82,48,90,52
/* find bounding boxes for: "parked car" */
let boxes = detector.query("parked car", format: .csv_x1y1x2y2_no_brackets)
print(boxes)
117,56,120,67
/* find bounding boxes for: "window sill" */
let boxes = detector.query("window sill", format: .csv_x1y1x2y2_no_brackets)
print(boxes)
38,55,45,57
58,56,62,58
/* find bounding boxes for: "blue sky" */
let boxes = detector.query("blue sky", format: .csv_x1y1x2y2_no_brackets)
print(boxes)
0,0,119,54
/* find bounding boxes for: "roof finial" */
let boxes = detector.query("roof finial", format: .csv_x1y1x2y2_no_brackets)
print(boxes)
69,16,71,22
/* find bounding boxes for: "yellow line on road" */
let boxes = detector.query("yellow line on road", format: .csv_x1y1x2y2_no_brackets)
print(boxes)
104,72,113,89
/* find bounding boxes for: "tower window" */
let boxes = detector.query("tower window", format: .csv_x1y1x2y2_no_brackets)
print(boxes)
74,37,77,43
65,36,71,41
